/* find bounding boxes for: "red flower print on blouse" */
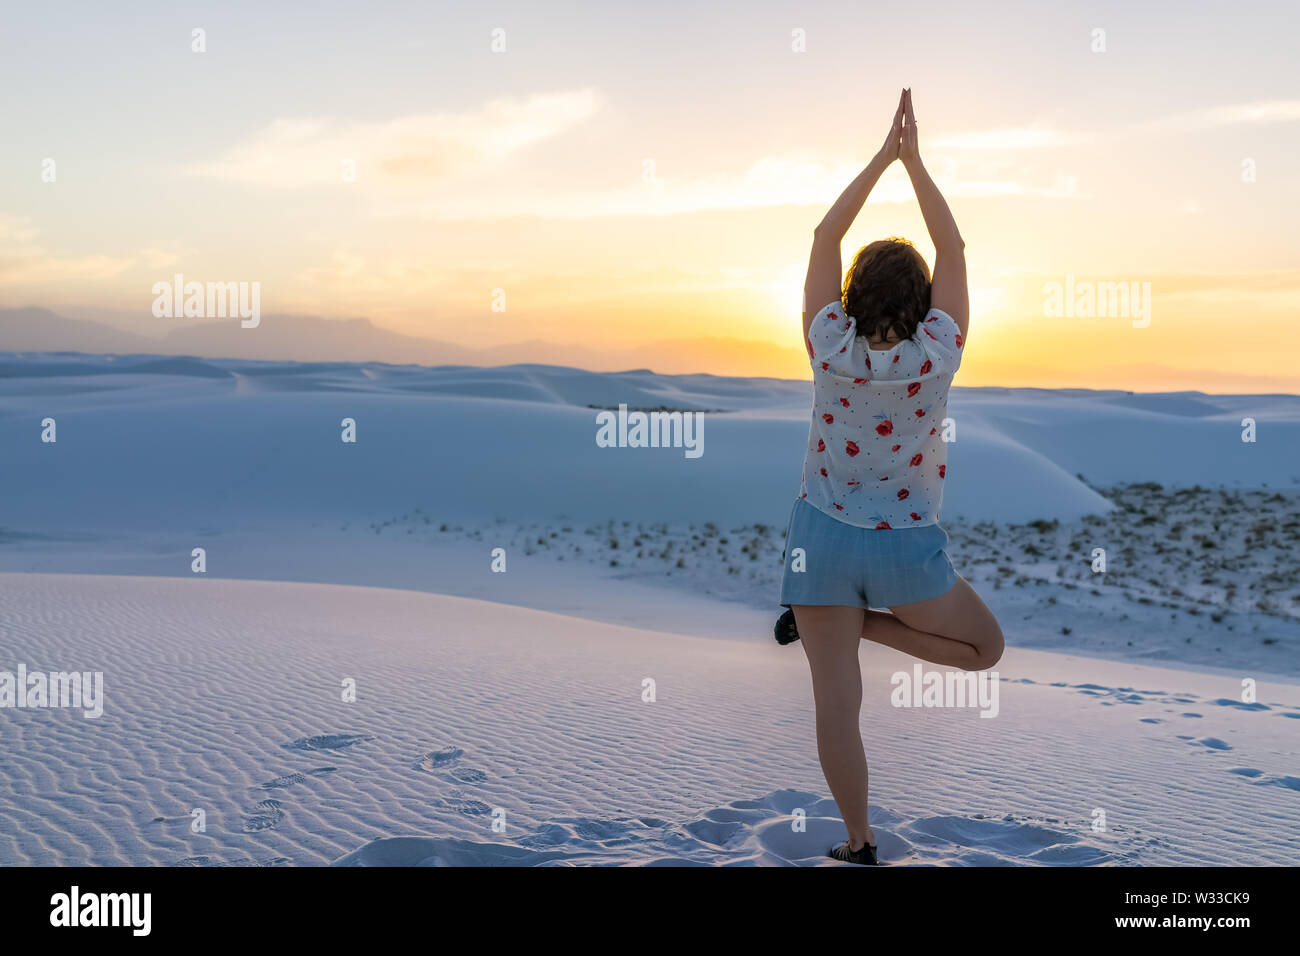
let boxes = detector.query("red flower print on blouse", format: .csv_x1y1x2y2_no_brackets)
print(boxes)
920,359,932,375
897,488,910,500
955,333,963,348
823,413,834,424
820,467,828,476
891,444,901,452
925,328,938,341
816,438,825,452
874,416,893,436
910,512,922,521
875,521,892,529
821,362,829,371
907,382,921,397
939,465,946,478
845,440,860,457
840,397,850,408
910,453,923,466
853,377,867,384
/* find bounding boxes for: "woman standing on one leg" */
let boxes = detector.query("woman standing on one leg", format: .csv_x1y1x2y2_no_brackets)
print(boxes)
776,89,1004,865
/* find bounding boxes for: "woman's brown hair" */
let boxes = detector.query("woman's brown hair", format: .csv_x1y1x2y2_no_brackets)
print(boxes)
841,237,931,343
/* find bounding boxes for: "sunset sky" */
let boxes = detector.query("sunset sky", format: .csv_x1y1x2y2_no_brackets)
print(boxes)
2,0,1298,390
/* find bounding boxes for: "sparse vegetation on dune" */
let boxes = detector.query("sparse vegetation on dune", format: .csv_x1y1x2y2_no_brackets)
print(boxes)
366,483,1300,674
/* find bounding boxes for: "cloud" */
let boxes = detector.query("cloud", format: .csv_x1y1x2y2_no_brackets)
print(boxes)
0,215,135,284
384,155,1081,221
931,127,1087,150
1150,100,1300,131
930,100,1300,153
139,242,198,269
182,90,602,189
182,87,1076,220
178,96,1293,223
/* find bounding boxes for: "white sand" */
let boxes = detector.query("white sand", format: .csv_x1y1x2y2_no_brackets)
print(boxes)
2,354,1297,865
1,573,1296,867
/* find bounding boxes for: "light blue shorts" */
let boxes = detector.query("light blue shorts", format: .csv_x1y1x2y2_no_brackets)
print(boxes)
778,497,958,609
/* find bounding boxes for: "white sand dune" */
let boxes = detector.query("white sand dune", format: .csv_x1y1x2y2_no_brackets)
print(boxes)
4,354,1296,537
1,573,1296,867
4,353,1296,670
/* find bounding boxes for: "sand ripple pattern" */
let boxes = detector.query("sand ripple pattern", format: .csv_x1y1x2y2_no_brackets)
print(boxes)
0,574,1295,866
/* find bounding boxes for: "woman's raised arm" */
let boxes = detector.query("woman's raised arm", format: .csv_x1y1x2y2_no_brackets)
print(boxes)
899,89,969,337
802,92,907,344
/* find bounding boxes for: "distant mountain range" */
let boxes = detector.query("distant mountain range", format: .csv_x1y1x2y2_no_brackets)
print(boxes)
5,306,1293,392
0,306,805,378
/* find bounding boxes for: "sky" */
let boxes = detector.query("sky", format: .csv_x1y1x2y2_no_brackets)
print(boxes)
1,0,1298,391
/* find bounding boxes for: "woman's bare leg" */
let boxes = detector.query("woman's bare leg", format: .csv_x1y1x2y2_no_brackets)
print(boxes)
792,604,876,850
860,577,1004,670
790,583,1000,852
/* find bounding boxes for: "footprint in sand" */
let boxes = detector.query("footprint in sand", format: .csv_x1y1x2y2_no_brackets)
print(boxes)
332,789,1133,866
449,799,493,816
172,855,292,867
259,767,338,790
242,799,285,832
412,746,491,815
900,813,1117,866
282,733,374,752
1211,698,1270,711
415,746,464,772
1228,768,1300,791
414,746,488,783
1069,683,1198,708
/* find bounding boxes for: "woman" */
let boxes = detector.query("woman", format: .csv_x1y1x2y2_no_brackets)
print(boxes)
776,89,1004,865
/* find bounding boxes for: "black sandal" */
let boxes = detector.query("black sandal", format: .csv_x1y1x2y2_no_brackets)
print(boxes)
829,841,880,865
774,608,800,645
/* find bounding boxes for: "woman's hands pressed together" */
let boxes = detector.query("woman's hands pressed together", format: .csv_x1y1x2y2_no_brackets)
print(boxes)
877,88,921,168
899,88,921,169
877,89,906,164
